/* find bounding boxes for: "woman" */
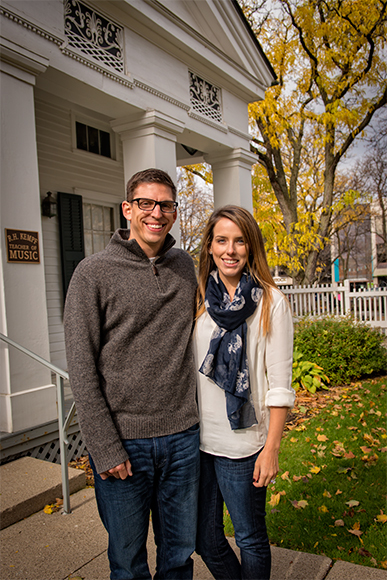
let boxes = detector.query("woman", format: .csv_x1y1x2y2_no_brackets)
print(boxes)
194,205,295,580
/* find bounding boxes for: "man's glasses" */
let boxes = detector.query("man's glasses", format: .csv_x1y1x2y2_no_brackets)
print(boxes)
131,198,178,213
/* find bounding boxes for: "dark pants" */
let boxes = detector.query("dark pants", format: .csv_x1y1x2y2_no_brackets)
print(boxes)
90,424,200,580
196,450,271,580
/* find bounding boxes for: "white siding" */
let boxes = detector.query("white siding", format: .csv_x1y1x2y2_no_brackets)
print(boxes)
35,95,125,369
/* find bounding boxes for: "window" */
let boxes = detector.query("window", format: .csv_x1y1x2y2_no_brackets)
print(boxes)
377,243,387,264
76,122,111,158
83,203,114,257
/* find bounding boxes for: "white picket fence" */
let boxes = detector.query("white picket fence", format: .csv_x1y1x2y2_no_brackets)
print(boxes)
278,279,387,334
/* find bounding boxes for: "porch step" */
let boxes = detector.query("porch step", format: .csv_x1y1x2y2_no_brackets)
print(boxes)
0,456,86,529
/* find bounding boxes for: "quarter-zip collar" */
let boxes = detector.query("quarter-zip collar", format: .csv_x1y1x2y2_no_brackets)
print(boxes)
108,229,176,262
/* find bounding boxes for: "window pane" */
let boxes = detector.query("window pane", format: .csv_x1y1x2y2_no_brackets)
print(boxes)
88,126,99,154
84,232,93,257
100,130,111,158
103,207,113,232
92,205,104,231
93,232,105,253
83,203,92,230
76,122,87,151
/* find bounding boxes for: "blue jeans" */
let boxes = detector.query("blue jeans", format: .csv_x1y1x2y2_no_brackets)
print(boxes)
196,451,271,580
90,424,200,580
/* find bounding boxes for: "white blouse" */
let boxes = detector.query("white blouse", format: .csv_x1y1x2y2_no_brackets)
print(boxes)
194,288,295,459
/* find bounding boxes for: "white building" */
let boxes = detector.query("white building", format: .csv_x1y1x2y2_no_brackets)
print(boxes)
0,0,275,436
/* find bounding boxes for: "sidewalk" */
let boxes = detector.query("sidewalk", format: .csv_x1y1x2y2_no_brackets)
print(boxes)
1,457,386,580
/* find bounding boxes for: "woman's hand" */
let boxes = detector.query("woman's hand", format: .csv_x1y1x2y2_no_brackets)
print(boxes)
252,406,289,487
252,447,279,487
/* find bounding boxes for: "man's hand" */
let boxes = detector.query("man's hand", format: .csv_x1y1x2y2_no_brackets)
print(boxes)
100,459,132,480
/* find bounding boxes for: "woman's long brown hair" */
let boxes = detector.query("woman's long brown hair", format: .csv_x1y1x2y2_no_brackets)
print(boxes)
196,205,278,336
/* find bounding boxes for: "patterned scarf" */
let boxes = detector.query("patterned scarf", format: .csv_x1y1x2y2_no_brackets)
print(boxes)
199,270,263,430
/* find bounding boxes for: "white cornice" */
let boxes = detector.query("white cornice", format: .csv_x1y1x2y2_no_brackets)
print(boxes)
60,44,134,89
133,79,190,111
0,6,62,46
188,110,228,133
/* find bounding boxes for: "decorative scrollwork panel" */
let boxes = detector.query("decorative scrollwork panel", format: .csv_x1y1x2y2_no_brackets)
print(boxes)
189,72,222,123
64,0,124,73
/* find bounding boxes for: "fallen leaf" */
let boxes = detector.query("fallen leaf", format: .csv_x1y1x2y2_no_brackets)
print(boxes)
317,434,328,441
310,466,321,474
381,561,387,569
293,475,302,482
268,493,281,507
360,446,372,454
348,521,363,537
375,512,387,524
346,500,360,507
344,451,356,459
290,437,298,443
323,490,332,498
318,505,329,513
281,471,291,482
335,489,343,495
358,548,373,558
337,466,350,474
335,519,345,526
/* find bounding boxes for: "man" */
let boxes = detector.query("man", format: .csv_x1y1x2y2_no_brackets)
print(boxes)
64,168,199,579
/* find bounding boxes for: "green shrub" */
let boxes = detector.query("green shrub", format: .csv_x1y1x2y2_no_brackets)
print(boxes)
292,349,330,394
294,316,387,386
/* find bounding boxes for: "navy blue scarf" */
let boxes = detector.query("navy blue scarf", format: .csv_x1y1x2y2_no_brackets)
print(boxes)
199,270,263,430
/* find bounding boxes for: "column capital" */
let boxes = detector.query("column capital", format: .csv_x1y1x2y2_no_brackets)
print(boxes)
0,38,49,85
205,147,257,170
111,110,185,143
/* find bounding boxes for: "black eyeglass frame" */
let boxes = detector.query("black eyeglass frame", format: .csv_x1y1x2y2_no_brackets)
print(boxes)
130,198,178,213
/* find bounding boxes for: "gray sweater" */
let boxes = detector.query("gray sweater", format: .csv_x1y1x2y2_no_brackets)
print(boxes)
64,229,199,473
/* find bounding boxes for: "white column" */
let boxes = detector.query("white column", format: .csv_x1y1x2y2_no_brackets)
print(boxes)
112,111,184,244
0,48,57,433
206,148,257,212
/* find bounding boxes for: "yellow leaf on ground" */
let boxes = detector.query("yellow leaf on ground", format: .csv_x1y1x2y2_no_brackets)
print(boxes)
310,466,321,474
43,504,54,514
376,512,387,524
318,505,329,513
291,499,308,509
281,471,291,482
268,493,281,507
317,434,328,441
290,437,298,443
323,490,332,498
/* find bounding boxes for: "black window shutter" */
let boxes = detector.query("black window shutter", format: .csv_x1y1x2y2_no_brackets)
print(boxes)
58,192,85,298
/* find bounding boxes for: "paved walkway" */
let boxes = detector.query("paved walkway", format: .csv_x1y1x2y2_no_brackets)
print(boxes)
1,457,386,580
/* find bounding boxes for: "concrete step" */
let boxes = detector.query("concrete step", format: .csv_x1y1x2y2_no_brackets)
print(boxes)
0,456,86,529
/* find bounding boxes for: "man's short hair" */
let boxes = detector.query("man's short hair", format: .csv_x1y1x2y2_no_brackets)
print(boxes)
126,168,177,202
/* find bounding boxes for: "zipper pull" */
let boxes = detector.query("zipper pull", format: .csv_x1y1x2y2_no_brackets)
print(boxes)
152,263,159,276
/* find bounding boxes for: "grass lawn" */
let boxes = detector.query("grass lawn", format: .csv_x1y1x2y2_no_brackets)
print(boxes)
223,376,387,570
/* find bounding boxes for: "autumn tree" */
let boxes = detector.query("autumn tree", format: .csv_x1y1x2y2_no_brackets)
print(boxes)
177,165,213,267
242,0,387,283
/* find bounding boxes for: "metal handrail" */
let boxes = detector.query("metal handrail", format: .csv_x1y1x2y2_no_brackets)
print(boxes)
0,332,76,514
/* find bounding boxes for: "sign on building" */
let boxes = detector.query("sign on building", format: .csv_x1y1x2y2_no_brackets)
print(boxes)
5,229,40,264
